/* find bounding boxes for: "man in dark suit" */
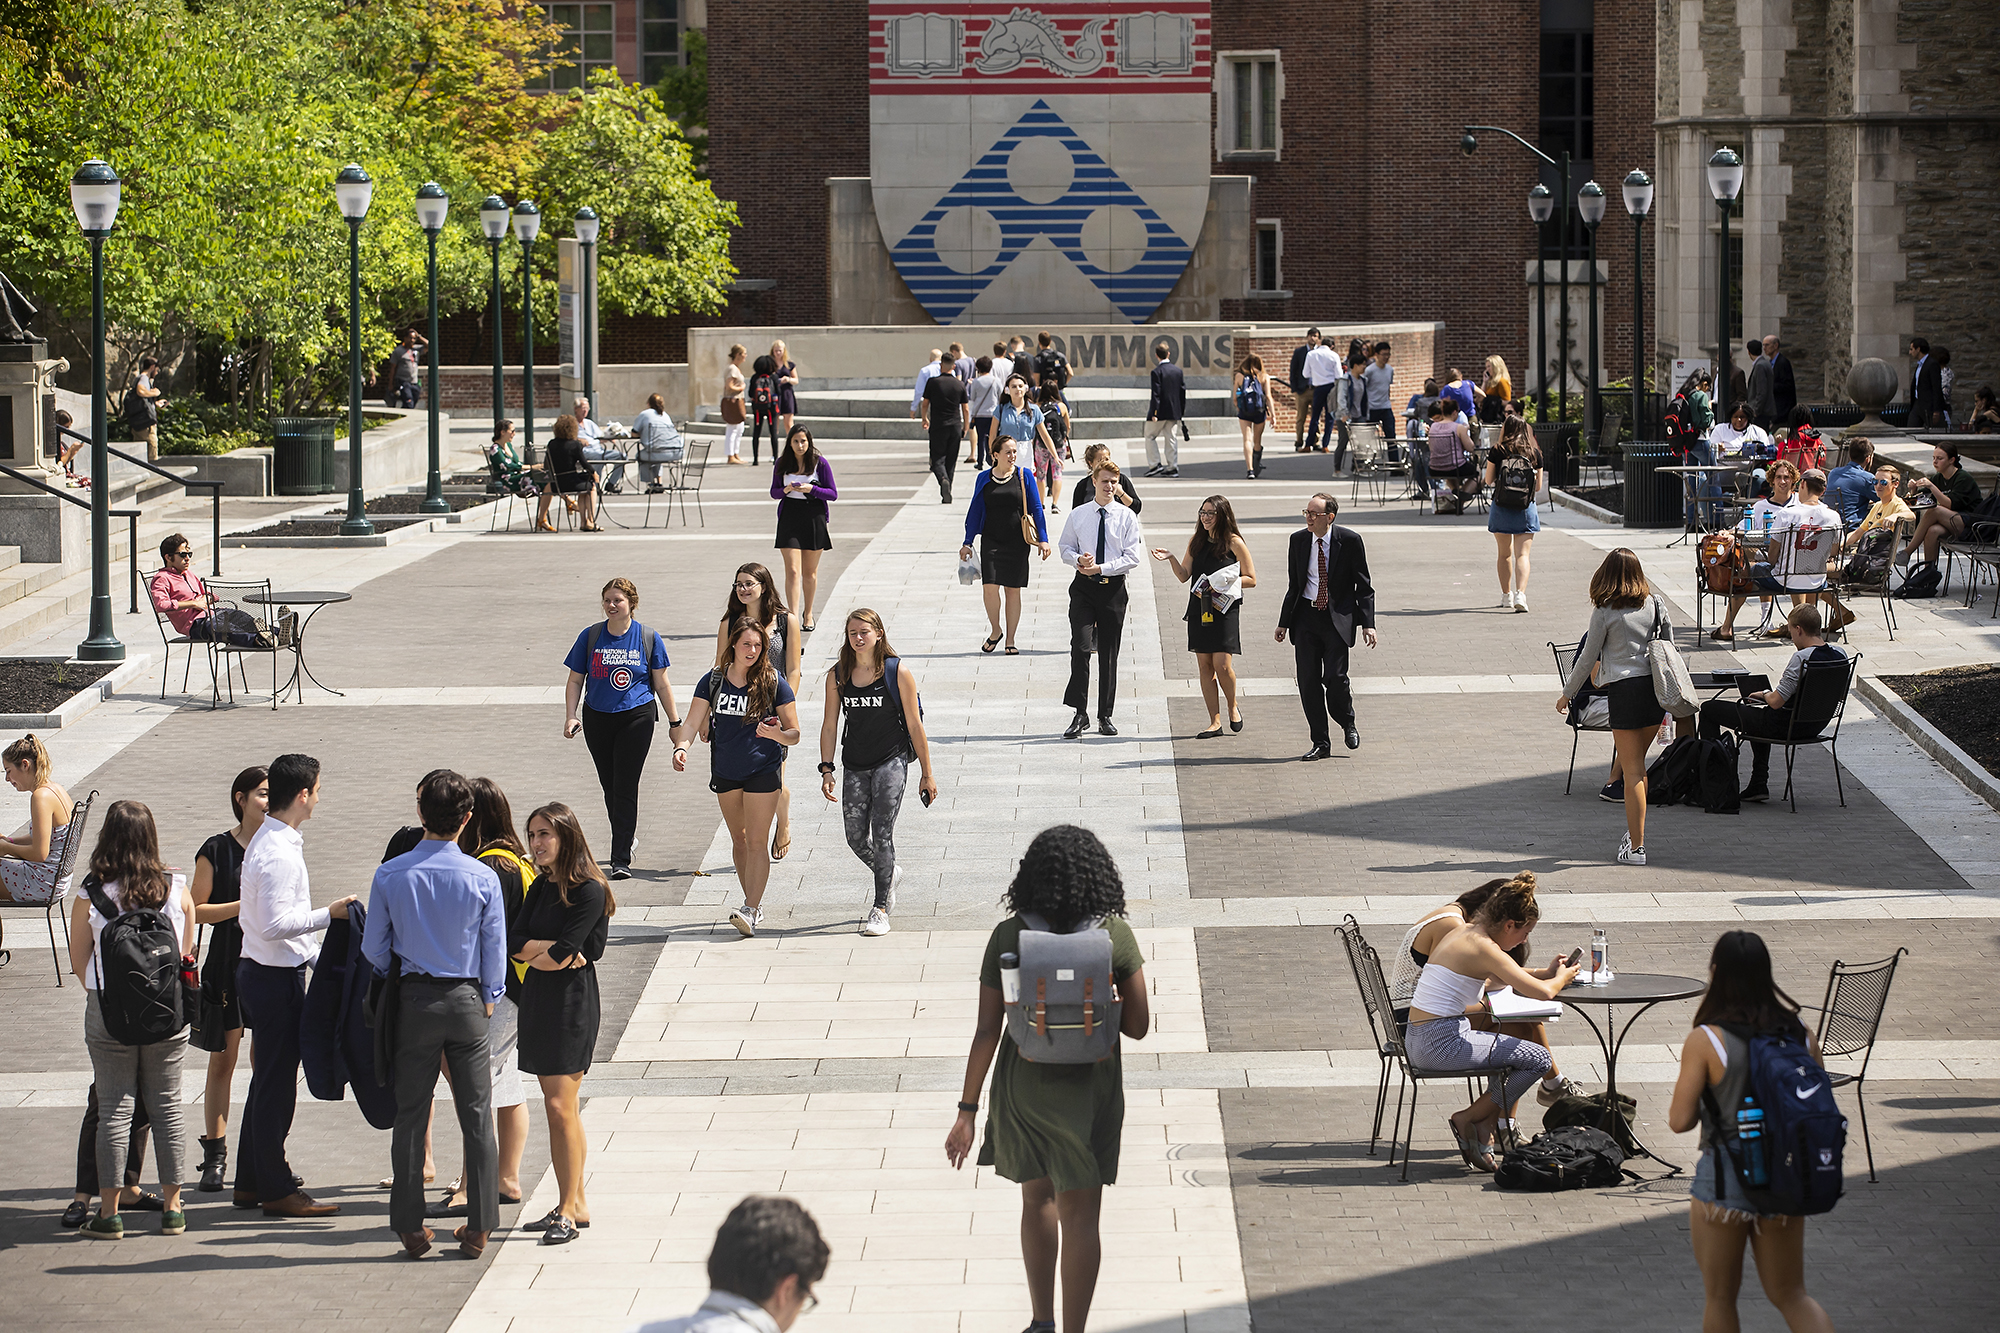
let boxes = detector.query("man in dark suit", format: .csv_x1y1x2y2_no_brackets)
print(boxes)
1144,341,1186,477
1275,492,1378,760
1746,339,1776,430
1289,328,1320,451
1766,335,1797,421
1910,336,1945,429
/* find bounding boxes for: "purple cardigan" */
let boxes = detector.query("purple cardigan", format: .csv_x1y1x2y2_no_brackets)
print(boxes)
772,455,837,522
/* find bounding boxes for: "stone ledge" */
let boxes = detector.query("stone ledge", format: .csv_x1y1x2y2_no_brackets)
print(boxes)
0,652,153,729
1855,673,2000,814
1551,486,1620,525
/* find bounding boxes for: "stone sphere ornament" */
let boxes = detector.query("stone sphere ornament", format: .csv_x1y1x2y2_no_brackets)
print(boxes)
1841,357,1903,437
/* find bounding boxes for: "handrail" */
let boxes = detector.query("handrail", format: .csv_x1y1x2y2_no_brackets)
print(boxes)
0,460,143,613
59,423,224,578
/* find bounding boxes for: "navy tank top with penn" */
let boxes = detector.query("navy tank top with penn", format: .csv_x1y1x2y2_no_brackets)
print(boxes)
695,671,797,779
840,673,906,770
565,621,669,714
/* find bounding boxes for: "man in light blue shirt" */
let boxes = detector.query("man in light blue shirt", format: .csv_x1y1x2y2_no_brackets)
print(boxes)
363,769,507,1259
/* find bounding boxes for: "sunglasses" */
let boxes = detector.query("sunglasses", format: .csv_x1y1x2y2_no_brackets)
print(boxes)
171,549,192,558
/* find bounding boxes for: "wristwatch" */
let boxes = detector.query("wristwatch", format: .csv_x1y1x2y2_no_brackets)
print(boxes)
817,761,836,775
957,1101,979,1114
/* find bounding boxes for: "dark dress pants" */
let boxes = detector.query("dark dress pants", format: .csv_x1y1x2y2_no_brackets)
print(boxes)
1064,573,1128,720
582,702,656,866
929,426,961,498
76,1081,149,1196
1305,384,1335,451
234,958,306,1202
391,978,498,1235
1291,605,1354,748
1698,698,1792,783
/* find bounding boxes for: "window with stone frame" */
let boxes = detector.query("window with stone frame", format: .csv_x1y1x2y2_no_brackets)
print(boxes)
1216,53,1281,159
642,0,681,84
533,3,615,92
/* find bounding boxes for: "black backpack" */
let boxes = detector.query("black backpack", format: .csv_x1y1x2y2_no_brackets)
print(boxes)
85,873,191,1045
1036,348,1071,389
1645,736,1700,805
1492,452,1537,509
1694,736,1741,814
1495,1126,1633,1191
1663,392,1692,448
749,372,778,415
1840,526,1895,585
1893,560,1942,599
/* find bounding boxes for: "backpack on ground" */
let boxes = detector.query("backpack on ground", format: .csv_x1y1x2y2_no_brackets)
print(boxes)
1542,1090,1636,1134
1694,736,1741,814
1004,912,1121,1064
1492,451,1537,509
750,371,778,416
1495,1126,1632,1191
84,873,191,1046
1237,373,1266,417
1893,560,1942,599
1702,1022,1847,1216
1645,736,1701,805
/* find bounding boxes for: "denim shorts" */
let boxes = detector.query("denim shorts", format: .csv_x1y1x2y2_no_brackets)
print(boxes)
1691,1140,1785,1220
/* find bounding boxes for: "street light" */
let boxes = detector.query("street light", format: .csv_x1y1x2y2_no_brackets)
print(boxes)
1623,169,1654,441
573,206,599,418
415,182,450,514
1578,180,1606,441
1706,146,1744,420
479,196,510,431
335,163,375,536
513,200,541,456
1528,184,1553,420
69,158,123,662
1463,126,1570,424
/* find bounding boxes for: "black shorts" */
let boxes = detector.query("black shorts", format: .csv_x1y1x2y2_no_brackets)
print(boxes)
710,768,783,795
1603,674,1664,730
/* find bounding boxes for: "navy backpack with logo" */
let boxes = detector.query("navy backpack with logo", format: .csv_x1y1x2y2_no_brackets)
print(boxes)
1704,1022,1847,1215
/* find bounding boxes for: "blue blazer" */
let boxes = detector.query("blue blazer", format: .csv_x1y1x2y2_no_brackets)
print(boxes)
300,900,396,1130
963,467,1048,546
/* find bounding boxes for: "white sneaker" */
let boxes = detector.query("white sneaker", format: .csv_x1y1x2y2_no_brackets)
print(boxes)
860,907,891,937
1513,592,1529,613
889,864,902,914
1500,593,1516,609
1537,1075,1583,1107
729,904,756,937
1616,838,1647,866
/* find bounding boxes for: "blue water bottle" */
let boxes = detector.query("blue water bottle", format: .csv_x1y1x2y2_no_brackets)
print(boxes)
1735,1097,1769,1188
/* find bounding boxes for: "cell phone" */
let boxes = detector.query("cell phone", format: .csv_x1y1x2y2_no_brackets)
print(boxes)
1565,948,1584,968
920,787,934,808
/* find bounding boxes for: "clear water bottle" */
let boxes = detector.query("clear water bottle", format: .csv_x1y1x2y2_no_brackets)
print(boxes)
999,952,1020,1005
1736,1096,1769,1187
1590,928,1608,985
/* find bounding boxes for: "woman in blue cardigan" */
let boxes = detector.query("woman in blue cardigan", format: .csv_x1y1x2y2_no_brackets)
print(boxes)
957,435,1050,654
773,426,837,631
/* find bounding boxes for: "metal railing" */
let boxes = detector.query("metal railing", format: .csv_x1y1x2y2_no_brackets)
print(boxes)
59,424,224,576
0,461,142,612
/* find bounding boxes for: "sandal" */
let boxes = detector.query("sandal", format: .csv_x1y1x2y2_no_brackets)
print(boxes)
534,519,556,533
981,634,1003,654
771,829,792,862
1004,646,1019,656
1708,628,1734,642
523,1208,589,1232
1449,1116,1498,1173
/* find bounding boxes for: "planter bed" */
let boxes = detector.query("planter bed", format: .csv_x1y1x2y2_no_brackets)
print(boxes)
0,659,115,716
1878,665,2000,777
1569,483,1624,515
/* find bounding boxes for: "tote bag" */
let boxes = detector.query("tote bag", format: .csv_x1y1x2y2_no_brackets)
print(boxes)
1646,602,1700,718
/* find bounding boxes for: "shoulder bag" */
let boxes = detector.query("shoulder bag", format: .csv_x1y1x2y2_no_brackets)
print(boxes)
1646,601,1700,718
1016,468,1037,544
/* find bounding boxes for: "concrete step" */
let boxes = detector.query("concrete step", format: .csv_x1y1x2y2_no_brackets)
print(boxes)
682,415,1244,443
0,499,215,653
786,388,1234,420
0,545,18,573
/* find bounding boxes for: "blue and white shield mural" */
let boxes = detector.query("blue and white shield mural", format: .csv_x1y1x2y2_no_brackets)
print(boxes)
870,3,1212,324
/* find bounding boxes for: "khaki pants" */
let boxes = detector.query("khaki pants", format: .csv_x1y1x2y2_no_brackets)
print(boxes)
134,424,157,462
1143,418,1179,471
1291,388,1309,446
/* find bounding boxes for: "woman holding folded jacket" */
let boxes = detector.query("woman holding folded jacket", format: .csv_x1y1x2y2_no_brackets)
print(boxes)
1150,495,1256,738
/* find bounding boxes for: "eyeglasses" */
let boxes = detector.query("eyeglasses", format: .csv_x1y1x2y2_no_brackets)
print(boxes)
734,581,761,591
1198,508,1218,517
801,1288,819,1315
171,549,192,559
1302,508,1328,518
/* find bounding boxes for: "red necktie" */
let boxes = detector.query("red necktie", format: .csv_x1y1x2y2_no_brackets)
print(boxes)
1314,537,1329,609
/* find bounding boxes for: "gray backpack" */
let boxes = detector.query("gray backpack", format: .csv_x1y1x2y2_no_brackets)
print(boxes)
1004,912,1122,1064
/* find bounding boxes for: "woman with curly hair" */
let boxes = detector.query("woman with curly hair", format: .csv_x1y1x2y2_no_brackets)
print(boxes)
717,564,804,862
945,825,1151,1333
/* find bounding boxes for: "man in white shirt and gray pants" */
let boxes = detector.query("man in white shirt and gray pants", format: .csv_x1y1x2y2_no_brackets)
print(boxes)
234,752,355,1218
1058,459,1147,738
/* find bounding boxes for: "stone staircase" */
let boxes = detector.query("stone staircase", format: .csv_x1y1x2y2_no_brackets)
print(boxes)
682,382,1240,442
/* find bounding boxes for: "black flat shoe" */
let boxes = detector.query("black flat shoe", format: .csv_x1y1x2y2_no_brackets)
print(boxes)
1063,711,1089,740
1300,743,1331,762
1097,719,1118,737
1230,717,1244,733
522,1208,589,1232
1196,726,1223,739
122,1190,165,1213
60,1199,89,1229
540,1216,580,1245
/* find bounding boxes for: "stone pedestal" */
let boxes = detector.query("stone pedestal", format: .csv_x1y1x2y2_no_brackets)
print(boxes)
0,341,63,480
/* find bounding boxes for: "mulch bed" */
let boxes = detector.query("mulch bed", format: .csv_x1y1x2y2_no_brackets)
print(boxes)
232,518,426,538
1570,483,1624,514
0,660,115,715
343,492,487,515
1880,665,2000,776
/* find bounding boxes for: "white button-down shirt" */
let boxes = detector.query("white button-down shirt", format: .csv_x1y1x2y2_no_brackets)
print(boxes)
1304,530,1333,605
239,813,329,967
627,1291,780,1333
910,361,939,413
1305,344,1342,386
1059,499,1145,578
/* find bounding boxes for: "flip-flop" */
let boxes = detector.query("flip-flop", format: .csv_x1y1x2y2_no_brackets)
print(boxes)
981,634,1003,653
772,830,792,862
1004,646,1019,656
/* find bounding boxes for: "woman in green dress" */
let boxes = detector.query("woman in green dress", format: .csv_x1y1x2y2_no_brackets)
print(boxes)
945,825,1151,1333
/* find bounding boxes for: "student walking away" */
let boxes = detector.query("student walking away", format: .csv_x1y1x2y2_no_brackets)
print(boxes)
1070,442,1142,514
1667,931,1840,1333
234,753,355,1217
771,340,800,435
944,825,1150,1333
1033,331,1071,399
536,414,601,532
1058,461,1145,738
1559,550,1677,866
747,355,782,466
1485,416,1545,611
564,577,681,880
819,610,939,938
125,355,163,461
1288,328,1320,451
1153,495,1257,737
68,800,198,1240
1363,341,1398,443
513,804,612,1245
720,343,749,464
1236,354,1271,478
1698,605,1848,805
1033,380,1070,513
628,1196,831,1333
773,426,836,632
679,620,801,937
1711,460,1803,640
189,766,267,1193
909,348,944,418
717,564,805,864
633,393,684,494
575,396,630,493
1143,341,1186,477
921,348,970,503
1,734,80,939
390,329,427,409
1275,493,1377,760
1405,873,1578,1172
967,355,1002,468
960,436,1051,656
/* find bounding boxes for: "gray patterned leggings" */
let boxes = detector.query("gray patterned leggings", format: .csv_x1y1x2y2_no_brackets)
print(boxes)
1406,1015,1552,1110
842,759,908,910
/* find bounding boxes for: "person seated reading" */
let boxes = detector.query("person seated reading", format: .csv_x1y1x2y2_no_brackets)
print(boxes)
1426,397,1479,514
1697,604,1848,804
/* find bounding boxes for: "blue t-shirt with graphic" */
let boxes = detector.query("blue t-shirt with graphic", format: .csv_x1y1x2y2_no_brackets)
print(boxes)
694,670,797,779
563,621,669,714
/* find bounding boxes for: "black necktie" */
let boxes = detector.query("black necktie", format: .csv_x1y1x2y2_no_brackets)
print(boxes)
1095,508,1107,565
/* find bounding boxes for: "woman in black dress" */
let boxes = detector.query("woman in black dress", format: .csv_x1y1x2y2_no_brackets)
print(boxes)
1152,496,1257,738
189,765,267,1193
772,426,836,632
534,414,601,532
958,435,1050,655
512,801,612,1245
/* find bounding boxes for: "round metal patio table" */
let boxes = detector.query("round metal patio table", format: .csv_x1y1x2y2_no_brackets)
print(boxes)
1558,972,1707,1171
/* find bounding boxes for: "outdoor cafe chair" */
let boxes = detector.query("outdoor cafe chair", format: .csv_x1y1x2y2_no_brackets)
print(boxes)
1798,948,1907,1182
0,789,95,985
1549,639,1615,795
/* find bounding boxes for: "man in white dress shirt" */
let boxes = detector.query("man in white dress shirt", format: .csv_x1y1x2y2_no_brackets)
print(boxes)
909,348,942,417
1058,460,1146,738
233,753,355,1217
626,1196,829,1333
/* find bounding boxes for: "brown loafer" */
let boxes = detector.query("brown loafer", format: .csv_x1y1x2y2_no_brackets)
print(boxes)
455,1225,488,1259
400,1227,434,1259
262,1191,339,1218
231,1190,260,1210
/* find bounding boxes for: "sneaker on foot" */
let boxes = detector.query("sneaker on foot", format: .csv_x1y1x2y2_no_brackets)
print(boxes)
860,907,891,937
1616,841,1647,866
609,863,631,881
1599,780,1624,803
1742,781,1771,803
1513,593,1529,613
1536,1075,1583,1107
729,905,756,937
161,1210,187,1235
80,1214,123,1241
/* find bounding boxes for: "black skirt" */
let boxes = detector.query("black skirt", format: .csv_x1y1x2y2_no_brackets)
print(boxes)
518,963,601,1076
981,537,1032,588
1603,674,1664,730
775,501,832,550
1186,595,1241,654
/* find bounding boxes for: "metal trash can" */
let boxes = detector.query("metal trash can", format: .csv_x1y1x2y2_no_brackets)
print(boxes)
272,417,334,496
1622,442,1678,529
315,420,340,493
1533,423,1581,489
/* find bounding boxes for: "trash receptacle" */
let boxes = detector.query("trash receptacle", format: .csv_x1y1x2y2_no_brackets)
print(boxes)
1533,423,1581,490
316,420,343,494
272,417,333,496
1622,442,1678,529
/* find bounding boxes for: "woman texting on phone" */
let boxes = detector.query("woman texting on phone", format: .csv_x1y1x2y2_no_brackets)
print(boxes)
717,564,805,863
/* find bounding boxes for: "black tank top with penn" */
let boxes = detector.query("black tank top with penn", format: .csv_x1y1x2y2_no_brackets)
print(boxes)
839,673,905,771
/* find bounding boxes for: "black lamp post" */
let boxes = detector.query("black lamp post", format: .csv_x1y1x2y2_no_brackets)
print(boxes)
1622,170,1654,440
1578,180,1606,440
1528,184,1553,420
416,182,449,514
70,158,123,662
335,163,375,536
1706,147,1744,421
1463,128,1568,422
513,200,541,454
480,196,509,429
574,206,599,416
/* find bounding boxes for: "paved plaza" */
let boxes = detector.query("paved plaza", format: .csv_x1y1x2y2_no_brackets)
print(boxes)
3,418,1999,1332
